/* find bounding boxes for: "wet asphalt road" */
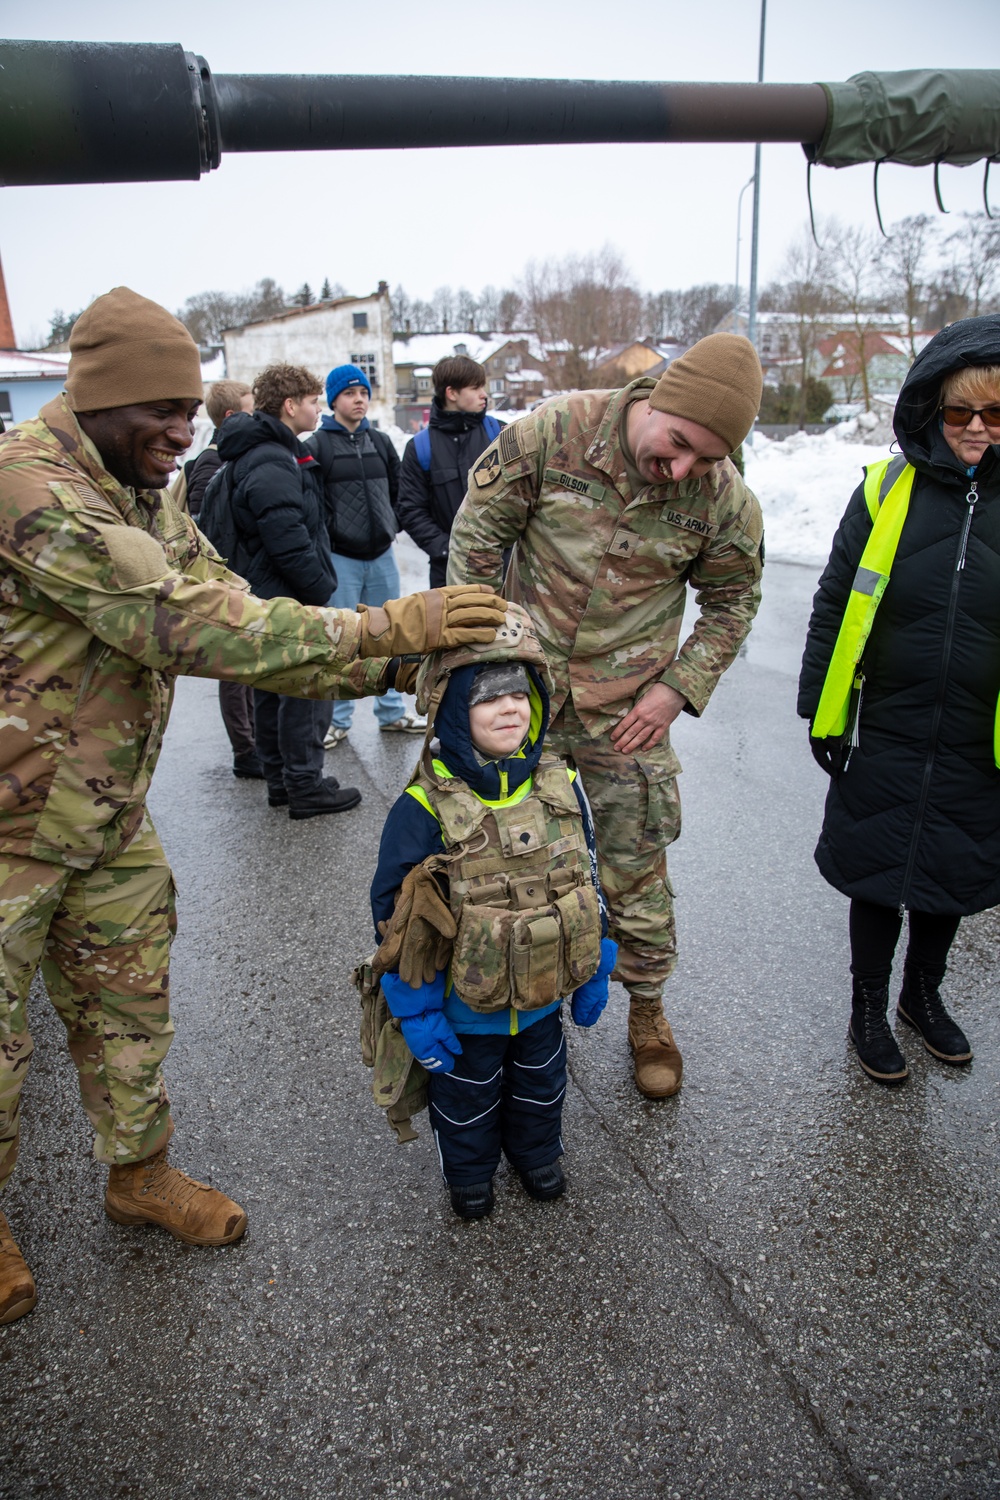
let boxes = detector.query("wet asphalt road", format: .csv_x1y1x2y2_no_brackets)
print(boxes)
2,559,999,1500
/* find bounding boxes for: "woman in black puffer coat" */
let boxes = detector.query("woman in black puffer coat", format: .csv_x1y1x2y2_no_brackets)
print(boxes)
798,316,1000,1086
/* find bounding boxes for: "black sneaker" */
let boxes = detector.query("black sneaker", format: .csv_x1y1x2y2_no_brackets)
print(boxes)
287,777,362,820
232,751,265,780
449,1182,495,1221
519,1162,566,1201
849,979,908,1085
897,966,973,1064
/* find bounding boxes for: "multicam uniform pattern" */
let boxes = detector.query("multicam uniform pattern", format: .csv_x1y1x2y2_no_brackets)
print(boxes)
0,395,391,1188
447,379,763,1000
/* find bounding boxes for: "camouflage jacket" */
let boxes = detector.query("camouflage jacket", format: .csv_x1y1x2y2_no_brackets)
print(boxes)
447,380,763,735
0,396,387,868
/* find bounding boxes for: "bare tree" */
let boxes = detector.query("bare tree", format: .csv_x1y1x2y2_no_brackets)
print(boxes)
431,286,455,334
772,226,836,425
643,283,737,345
497,289,524,332
879,214,936,357
455,287,479,332
519,246,642,387
944,213,1000,318
826,223,886,411
176,278,288,344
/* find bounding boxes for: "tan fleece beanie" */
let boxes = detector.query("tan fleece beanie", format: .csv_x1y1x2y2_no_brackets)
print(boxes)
648,333,763,450
65,287,204,411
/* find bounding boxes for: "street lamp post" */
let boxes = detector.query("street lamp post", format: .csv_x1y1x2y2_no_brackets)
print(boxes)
734,174,755,336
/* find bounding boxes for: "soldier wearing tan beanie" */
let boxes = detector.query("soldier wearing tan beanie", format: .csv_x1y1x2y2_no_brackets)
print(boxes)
649,333,763,452
65,286,204,412
448,334,765,1104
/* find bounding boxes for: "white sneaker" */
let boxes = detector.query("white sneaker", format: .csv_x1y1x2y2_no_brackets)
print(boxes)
380,714,427,735
324,726,349,748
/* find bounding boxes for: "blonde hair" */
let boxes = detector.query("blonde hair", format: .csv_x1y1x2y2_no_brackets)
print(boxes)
941,364,1000,407
205,380,252,426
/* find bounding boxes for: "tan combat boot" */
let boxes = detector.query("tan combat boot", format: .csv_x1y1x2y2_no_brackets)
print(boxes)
0,1210,37,1324
628,1000,683,1099
105,1148,247,1247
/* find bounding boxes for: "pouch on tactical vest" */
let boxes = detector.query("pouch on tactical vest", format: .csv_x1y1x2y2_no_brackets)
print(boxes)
352,959,429,1145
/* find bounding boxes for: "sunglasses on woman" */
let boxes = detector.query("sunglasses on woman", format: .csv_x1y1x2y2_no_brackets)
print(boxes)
940,404,1000,429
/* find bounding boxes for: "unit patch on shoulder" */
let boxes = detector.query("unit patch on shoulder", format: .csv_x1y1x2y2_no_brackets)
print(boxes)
473,451,502,488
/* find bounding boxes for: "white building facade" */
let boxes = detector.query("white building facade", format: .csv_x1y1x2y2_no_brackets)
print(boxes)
223,286,396,426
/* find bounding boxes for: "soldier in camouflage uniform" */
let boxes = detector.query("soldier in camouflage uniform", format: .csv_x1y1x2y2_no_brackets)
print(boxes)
447,333,764,1100
0,287,505,1324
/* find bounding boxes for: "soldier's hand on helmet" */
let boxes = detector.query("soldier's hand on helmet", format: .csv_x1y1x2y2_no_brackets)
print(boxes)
570,938,618,1027
375,865,457,987
399,1010,463,1074
611,683,687,755
808,727,845,775
357,585,506,658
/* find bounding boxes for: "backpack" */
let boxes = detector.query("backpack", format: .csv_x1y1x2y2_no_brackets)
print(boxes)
412,413,502,472
197,458,240,566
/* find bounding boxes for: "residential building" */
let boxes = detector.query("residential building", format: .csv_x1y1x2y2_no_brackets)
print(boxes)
223,285,396,426
0,351,70,426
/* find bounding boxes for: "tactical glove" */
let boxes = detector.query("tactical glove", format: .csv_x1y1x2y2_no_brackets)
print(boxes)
375,863,457,987
570,938,618,1028
809,728,845,776
399,1009,463,1074
380,970,446,1019
357,585,505,658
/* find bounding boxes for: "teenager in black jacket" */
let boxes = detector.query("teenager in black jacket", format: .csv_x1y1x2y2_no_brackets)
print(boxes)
306,364,424,745
799,316,1000,1085
219,363,360,819
396,355,499,588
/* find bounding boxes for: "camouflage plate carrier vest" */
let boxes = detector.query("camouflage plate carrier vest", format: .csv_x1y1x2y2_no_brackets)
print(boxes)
411,752,602,1012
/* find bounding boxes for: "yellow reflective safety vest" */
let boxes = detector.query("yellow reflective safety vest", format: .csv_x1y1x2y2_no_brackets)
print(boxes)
812,456,915,742
406,754,602,1014
812,456,1000,767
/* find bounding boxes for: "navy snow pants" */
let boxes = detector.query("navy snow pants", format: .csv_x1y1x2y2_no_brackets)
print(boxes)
428,1009,567,1186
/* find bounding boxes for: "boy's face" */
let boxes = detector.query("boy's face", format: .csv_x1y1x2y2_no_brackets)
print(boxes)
468,692,531,759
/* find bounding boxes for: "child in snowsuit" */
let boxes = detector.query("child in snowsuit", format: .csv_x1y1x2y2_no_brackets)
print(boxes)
370,604,616,1220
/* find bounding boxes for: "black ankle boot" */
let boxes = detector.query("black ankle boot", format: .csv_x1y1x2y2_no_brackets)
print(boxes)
449,1181,495,1221
849,979,908,1084
287,777,362,820
897,965,972,1064
519,1162,566,1202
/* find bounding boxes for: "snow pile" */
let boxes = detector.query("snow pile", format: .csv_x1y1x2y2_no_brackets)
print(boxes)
745,427,891,566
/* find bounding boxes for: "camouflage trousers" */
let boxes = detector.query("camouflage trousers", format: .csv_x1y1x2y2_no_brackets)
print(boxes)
0,814,176,1193
547,700,680,1005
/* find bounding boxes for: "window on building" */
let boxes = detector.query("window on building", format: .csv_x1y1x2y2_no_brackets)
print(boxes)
352,312,368,330
416,376,431,393
0,391,11,425
489,378,504,394
350,352,378,386
505,356,519,371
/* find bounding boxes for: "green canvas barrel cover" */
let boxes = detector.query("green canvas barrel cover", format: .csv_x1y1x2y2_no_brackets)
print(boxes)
808,70,1000,168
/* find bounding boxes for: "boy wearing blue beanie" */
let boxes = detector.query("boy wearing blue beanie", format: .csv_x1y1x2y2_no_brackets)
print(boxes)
306,365,426,743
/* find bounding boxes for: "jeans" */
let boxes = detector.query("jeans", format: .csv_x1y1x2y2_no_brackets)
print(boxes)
328,550,406,730
253,690,332,795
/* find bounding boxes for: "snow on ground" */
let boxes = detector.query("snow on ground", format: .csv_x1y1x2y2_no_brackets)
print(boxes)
745,422,892,567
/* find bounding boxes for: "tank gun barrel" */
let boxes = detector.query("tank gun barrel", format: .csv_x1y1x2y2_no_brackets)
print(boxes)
0,40,828,187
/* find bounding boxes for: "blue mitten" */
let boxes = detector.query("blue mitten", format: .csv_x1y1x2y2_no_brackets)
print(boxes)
399,1010,463,1073
380,970,446,1018
570,938,618,1028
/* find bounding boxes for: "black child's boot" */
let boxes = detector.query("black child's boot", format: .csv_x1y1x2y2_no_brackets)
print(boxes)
849,978,909,1085
897,963,973,1064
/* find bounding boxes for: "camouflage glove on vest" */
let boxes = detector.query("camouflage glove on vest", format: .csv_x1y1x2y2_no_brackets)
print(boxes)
357,585,505,658
374,862,457,987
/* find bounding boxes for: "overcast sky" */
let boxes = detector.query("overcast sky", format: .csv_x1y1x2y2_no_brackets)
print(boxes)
2,0,998,346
